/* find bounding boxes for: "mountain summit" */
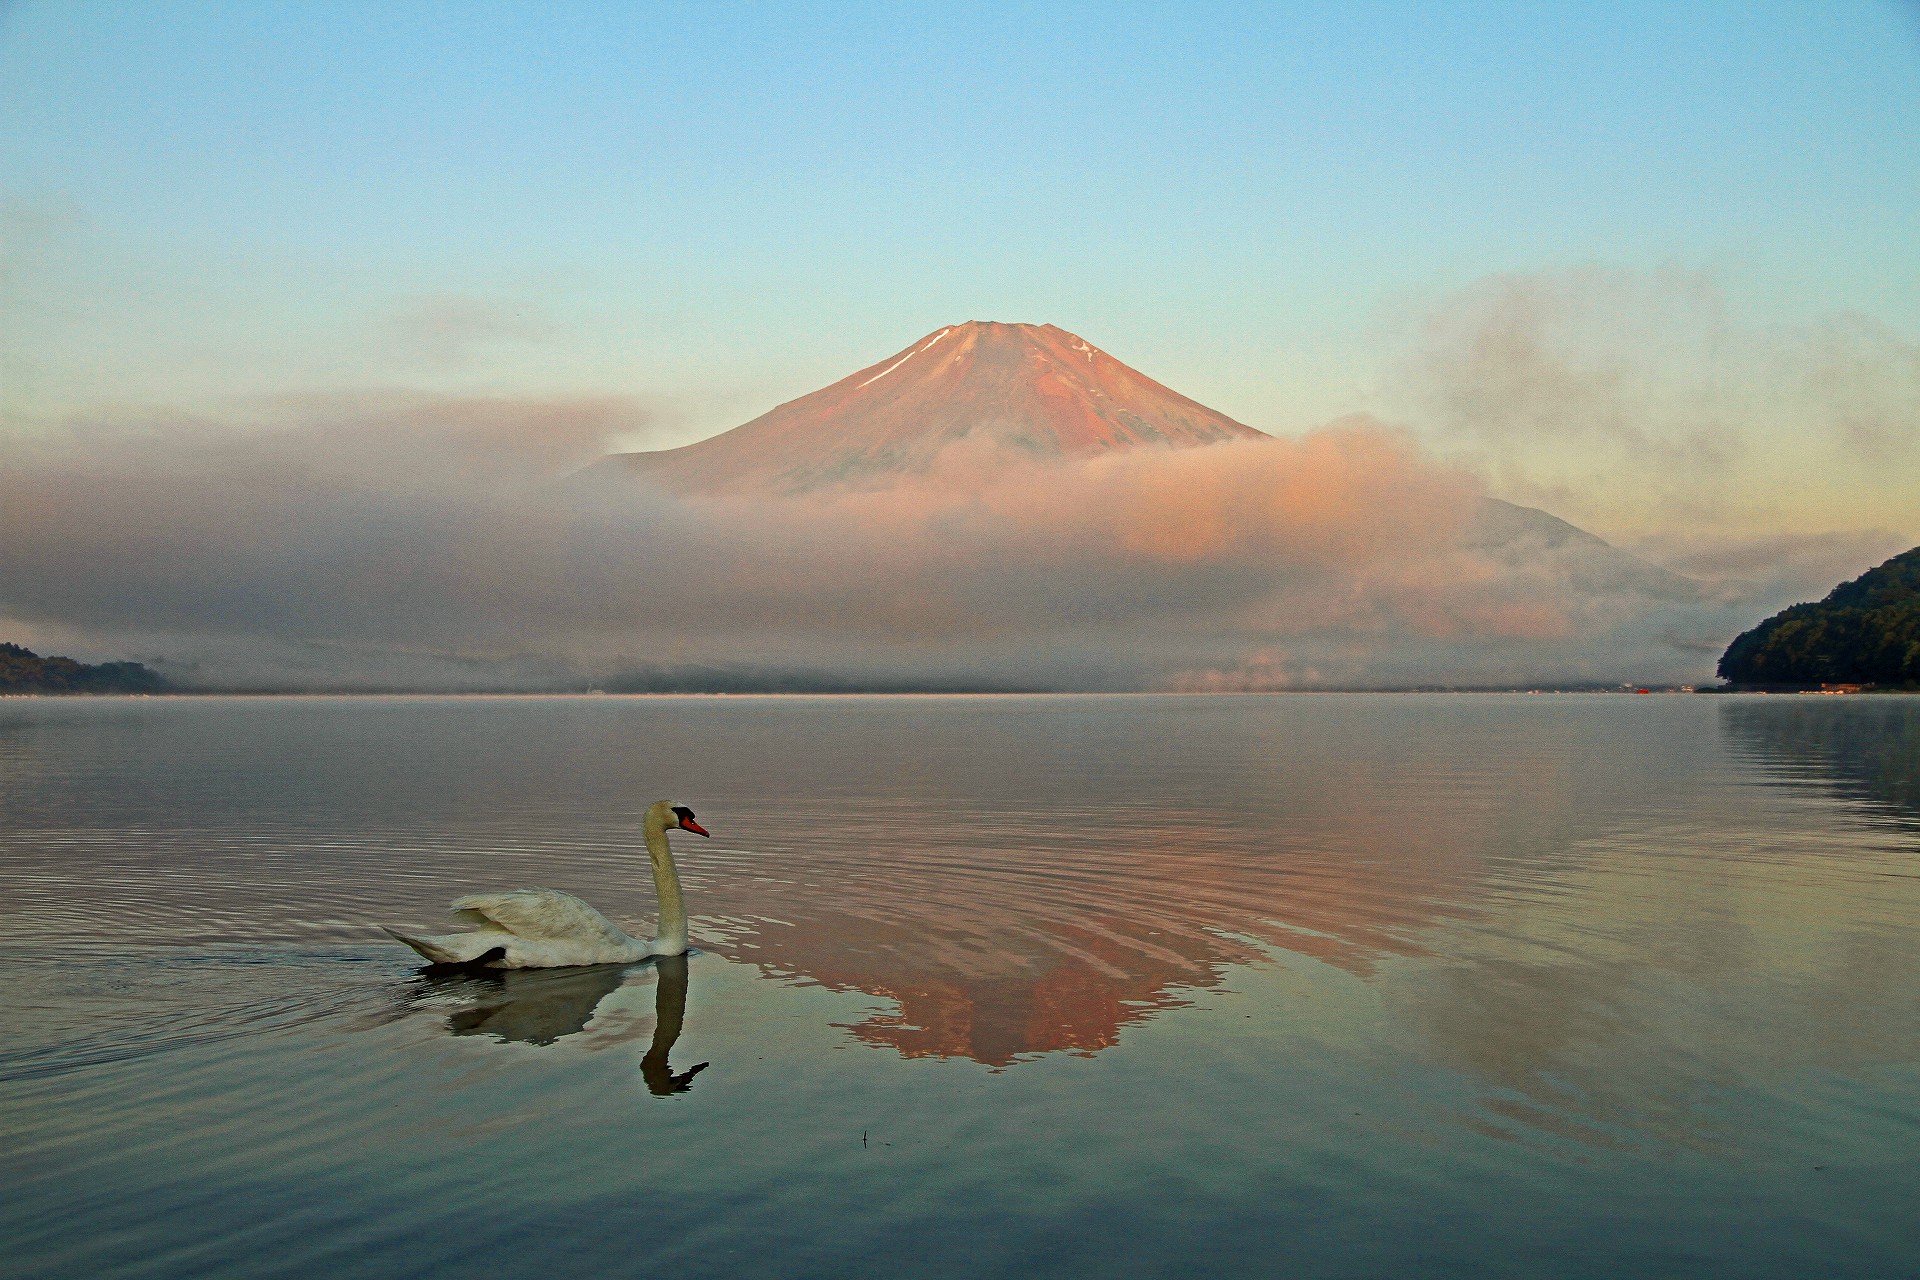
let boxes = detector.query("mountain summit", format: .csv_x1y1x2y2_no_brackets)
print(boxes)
600,321,1266,493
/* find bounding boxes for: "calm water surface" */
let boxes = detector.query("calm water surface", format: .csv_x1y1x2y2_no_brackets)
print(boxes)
2,694,1917,1278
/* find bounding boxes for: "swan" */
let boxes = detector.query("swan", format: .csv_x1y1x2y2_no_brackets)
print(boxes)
384,800,710,969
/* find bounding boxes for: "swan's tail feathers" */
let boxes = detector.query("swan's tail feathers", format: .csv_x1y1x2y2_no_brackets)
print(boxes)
383,926,507,967
384,926,457,964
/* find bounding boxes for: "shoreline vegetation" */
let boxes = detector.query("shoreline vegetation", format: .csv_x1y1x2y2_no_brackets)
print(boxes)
0,643,166,694
1718,547,1920,692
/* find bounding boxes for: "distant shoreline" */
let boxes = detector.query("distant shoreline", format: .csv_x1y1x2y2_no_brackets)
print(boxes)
5,686,1912,699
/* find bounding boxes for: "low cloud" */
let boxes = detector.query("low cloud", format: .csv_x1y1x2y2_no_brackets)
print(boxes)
0,395,1758,690
1386,266,1920,541
1628,527,1914,608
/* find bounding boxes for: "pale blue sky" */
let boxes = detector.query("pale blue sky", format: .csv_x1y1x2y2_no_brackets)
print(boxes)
4,1,1918,455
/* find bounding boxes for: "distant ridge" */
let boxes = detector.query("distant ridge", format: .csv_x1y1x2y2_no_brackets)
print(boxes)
595,320,1266,494
1470,497,1701,601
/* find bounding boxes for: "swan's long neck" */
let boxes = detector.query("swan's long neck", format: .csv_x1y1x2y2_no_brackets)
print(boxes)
643,808,689,956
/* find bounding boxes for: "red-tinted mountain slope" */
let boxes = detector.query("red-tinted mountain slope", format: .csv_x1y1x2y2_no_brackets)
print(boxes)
599,321,1266,493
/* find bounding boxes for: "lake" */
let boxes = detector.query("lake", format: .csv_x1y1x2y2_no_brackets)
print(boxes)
2,693,1916,1278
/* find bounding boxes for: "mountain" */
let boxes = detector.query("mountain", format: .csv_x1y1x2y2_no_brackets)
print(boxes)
591,320,1696,604
1719,547,1920,686
1469,497,1702,602
595,321,1265,494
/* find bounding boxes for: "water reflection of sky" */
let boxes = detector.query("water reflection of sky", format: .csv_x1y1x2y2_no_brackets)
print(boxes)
3,695,1918,1277
5,696,1914,1083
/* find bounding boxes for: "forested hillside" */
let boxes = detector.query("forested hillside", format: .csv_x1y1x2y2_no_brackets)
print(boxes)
0,643,166,693
1719,548,1920,686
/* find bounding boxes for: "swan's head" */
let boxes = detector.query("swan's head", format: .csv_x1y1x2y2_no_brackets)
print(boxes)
668,804,710,837
646,798,710,837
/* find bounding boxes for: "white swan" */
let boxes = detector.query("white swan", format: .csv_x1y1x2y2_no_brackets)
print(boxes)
385,800,710,969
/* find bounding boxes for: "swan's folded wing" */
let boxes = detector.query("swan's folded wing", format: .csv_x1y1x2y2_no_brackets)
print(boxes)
449,889,631,946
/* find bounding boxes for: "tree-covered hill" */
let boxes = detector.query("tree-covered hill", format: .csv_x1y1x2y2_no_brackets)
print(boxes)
0,643,166,693
1718,547,1920,687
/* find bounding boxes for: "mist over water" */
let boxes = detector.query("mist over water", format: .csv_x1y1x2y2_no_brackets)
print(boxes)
3,694,1916,1278
0,405,1803,691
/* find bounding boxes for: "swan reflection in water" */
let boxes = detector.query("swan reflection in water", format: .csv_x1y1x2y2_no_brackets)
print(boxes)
636,956,708,1096
410,954,708,1095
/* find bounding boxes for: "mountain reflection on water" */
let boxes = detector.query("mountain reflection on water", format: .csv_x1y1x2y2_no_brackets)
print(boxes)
656,710,1920,1153
4,695,1919,1279
2,695,1917,1091
700,804,1451,1067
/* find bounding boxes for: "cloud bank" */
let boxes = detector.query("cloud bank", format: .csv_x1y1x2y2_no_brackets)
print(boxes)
1387,266,1920,555
0,394,1763,690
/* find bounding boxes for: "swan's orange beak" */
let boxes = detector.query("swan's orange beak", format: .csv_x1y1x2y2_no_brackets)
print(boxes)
679,817,710,838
